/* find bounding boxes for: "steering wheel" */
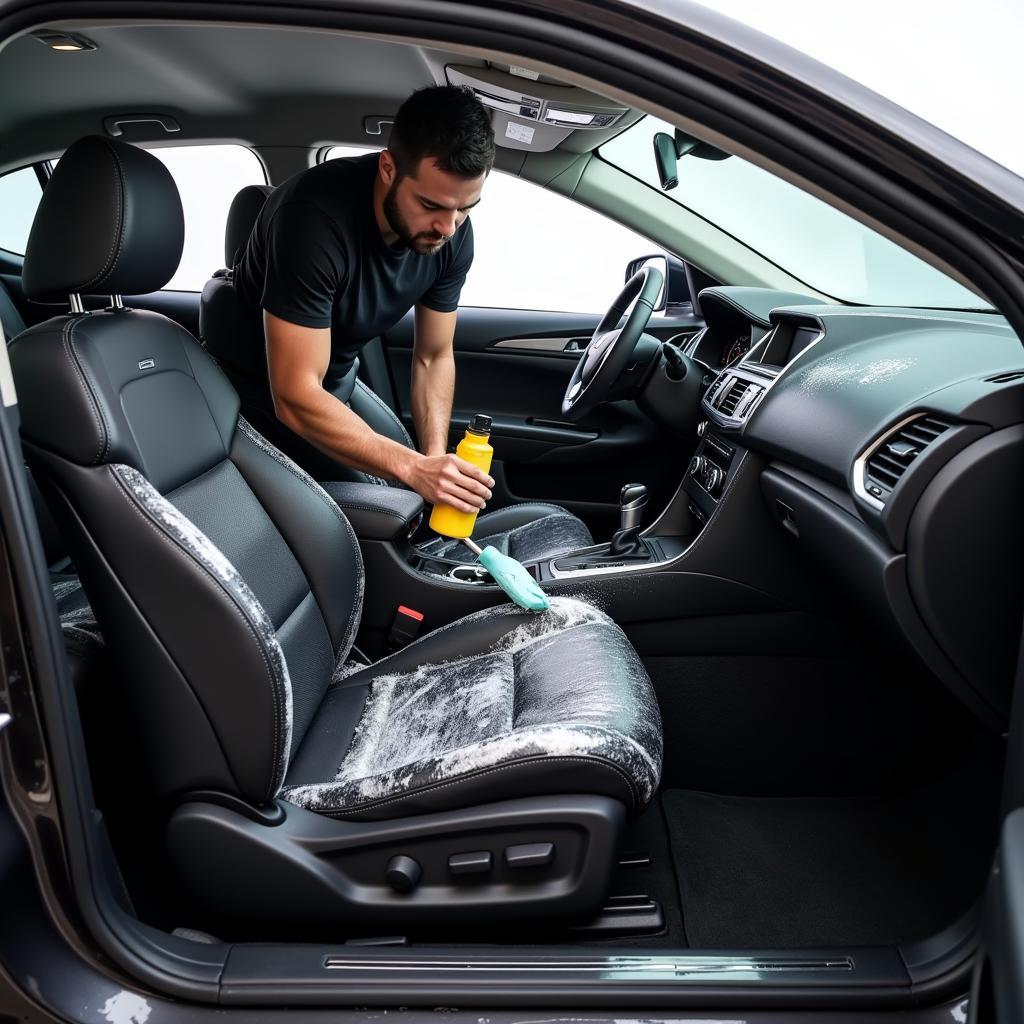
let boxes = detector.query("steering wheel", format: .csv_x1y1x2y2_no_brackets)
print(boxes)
561,264,664,421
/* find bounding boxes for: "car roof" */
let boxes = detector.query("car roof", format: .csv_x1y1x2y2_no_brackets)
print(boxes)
0,21,643,173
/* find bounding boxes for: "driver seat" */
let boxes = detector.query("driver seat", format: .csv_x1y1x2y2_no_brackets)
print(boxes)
200,183,594,564
10,136,662,929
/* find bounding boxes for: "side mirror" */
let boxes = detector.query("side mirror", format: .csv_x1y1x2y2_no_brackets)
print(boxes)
625,254,667,310
653,129,730,191
625,253,691,313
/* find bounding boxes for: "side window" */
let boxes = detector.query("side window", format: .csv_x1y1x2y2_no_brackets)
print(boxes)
463,172,655,313
147,145,267,291
325,150,656,314
463,173,655,313
0,166,43,256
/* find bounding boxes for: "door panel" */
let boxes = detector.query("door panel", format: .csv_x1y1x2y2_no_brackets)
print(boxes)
381,306,702,537
972,807,1024,1022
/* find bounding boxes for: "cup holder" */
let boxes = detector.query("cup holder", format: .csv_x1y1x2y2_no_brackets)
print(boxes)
448,564,490,584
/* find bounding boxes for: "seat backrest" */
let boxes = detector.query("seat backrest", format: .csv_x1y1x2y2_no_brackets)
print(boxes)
10,136,363,807
224,183,275,269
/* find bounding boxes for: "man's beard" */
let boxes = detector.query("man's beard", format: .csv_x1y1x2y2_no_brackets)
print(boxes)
383,178,450,255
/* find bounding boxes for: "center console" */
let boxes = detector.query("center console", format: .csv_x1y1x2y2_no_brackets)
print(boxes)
684,318,821,527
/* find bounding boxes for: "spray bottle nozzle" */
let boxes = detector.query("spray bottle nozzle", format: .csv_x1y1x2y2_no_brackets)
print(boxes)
469,414,492,435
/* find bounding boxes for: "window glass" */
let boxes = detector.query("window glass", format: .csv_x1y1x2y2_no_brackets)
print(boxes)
601,114,984,309
324,146,657,314
0,166,43,255
147,145,266,291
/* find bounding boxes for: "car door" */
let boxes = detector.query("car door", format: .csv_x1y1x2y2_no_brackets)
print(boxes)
971,788,1024,1020
373,168,704,536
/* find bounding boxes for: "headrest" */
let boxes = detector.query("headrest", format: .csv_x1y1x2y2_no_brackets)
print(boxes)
225,184,273,267
23,136,184,302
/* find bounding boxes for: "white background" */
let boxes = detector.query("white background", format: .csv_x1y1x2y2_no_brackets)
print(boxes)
702,0,1024,177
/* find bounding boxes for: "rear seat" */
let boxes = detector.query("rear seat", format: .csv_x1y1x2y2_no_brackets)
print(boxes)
0,276,104,662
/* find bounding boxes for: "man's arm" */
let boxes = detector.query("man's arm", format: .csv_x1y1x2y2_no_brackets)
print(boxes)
264,311,492,512
411,304,457,457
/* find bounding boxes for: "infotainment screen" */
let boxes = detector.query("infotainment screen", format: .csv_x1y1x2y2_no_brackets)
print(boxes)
787,326,819,363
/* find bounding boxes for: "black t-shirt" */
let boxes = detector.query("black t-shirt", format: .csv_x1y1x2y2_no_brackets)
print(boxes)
235,153,473,387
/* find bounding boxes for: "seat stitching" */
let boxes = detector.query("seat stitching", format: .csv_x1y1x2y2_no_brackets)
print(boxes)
81,141,124,291
326,501,408,521
109,466,286,802
63,317,109,463
303,754,638,817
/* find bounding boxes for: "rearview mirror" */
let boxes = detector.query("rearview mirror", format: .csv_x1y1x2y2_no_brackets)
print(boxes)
653,129,730,191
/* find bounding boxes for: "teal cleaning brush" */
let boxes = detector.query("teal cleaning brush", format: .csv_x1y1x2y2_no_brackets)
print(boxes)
461,538,550,612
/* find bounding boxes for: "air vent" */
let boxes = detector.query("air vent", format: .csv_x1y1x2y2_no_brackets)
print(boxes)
713,378,764,419
718,380,747,416
862,415,952,503
704,373,731,406
986,371,1024,384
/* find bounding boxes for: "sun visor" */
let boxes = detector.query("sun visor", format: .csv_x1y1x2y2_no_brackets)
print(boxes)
446,64,628,153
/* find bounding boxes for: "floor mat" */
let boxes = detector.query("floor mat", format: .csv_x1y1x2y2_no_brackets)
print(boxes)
663,783,998,948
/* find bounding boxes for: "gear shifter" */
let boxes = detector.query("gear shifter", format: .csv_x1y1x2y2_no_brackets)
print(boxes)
608,482,648,556
551,482,654,573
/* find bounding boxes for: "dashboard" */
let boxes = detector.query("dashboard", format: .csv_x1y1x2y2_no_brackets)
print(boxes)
689,287,826,368
682,286,1024,734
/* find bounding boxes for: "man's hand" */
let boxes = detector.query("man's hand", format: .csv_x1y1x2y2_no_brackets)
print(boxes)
404,453,493,512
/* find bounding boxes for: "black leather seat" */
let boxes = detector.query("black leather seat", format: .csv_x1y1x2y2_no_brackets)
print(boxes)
11,136,662,928
201,183,595,564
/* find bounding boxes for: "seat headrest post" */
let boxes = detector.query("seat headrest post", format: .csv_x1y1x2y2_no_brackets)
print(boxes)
69,294,84,314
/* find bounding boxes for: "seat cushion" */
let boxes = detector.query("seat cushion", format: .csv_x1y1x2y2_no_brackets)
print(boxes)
280,596,661,820
416,503,593,564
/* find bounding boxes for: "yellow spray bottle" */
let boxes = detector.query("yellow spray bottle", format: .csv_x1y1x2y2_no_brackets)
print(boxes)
428,413,494,538
427,413,550,613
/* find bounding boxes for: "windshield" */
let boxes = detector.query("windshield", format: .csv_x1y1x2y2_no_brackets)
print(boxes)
600,115,990,310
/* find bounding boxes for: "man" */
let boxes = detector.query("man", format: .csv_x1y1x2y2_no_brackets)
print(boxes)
235,85,494,514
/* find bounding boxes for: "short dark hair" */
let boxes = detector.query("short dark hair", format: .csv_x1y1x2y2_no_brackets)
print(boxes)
389,85,495,180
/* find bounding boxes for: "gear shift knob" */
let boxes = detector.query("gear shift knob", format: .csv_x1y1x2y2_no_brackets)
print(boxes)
619,482,648,533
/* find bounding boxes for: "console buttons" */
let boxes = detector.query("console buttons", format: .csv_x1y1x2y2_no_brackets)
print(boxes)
504,842,555,868
385,855,422,892
706,466,723,496
448,851,493,875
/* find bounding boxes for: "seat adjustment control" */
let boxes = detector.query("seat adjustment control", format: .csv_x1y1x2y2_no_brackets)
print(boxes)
448,850,493,875
504,842,555,868
385,855,422,892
